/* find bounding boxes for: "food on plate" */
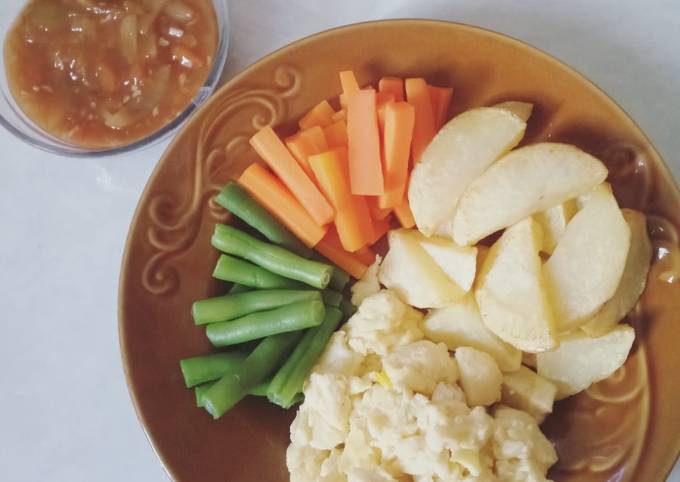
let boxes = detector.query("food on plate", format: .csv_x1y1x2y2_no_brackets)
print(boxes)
180,172,356,418
582,209,652,336
216,183,311,257
421,295,521,372
315,229,371,279
180,351,247,388
5,0,218,148
454,346,502,406
347,89,384,195
175,68,654,481
429,85,453,129
405,77,437,163
206,298,326,347
452,143,608,246
501,366,557,423
492,100,534,122
543,183,631,331
378,229,465,308
250,126,335,226
195,378,277,408
267,307,344,409
383,340,459,395
533,200,578,254
203,331,302,419
239,164,329,247
212,254,307,289
287,290,557,481
536,325,636,399
309,148,373,252
350,258,381,306
409,107,527,236
192,289,323,325
475,217,558,352
411,234,478,292
378,101,415,209
211,224,333,289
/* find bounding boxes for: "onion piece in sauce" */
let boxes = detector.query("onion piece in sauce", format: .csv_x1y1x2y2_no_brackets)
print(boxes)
164,1,195,23
119,15,139,64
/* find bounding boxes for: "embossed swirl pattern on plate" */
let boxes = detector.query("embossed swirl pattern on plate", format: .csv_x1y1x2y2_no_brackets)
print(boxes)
141,65,302,295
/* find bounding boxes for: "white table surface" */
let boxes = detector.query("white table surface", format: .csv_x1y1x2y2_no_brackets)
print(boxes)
1,1,679,481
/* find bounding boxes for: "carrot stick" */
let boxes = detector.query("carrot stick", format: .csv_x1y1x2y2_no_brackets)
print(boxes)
315,230,368,279
238,164,327,247
369,215,392,245
347,89,384,195
379,77,405,102
299,126,328,151
429,85,453,129
308,148,368,252
285,126,328,178
353,194,376,246
339,70,360,96
393,193,416,229
250,126,334,226
285,134,316,178
378,101,415,209
299,100,335,130
367,196,392,220
376,92,396,135
323,120,348,148
405,78,436,164
354,246,377,266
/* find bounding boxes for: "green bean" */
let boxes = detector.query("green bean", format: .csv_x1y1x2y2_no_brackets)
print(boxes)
329,267,351,291
228,283,251,294
179,351,246,388
202,331,302,418
340,298,356,319
267,307,343,409
321,289,343,308
192,290,322,325
313,253,350,291
248,379,271,397
194,379,272,407
212,254,304,289
216,182,311,257
212,224,333,289
206,300,326,347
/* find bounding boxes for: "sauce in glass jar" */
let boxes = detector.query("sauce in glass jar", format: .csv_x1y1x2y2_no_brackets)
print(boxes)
4,0,218,149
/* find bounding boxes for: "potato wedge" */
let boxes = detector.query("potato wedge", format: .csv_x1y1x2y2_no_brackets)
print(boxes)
582,209,652,336
475,218,558,352
451,143,608,246
378,229,465,308
422,294,522,372
455,347,502,406
543,184,631,331
409,107,527,236
533,199,578,254
536,325,635,399
501,365,557,423
493,100,534,122
409,232,477,292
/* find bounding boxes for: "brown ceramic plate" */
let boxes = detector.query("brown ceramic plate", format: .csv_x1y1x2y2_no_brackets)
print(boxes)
119,20,680,482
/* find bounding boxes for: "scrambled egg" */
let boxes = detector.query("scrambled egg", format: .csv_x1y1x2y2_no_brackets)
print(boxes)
287,290,557,482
